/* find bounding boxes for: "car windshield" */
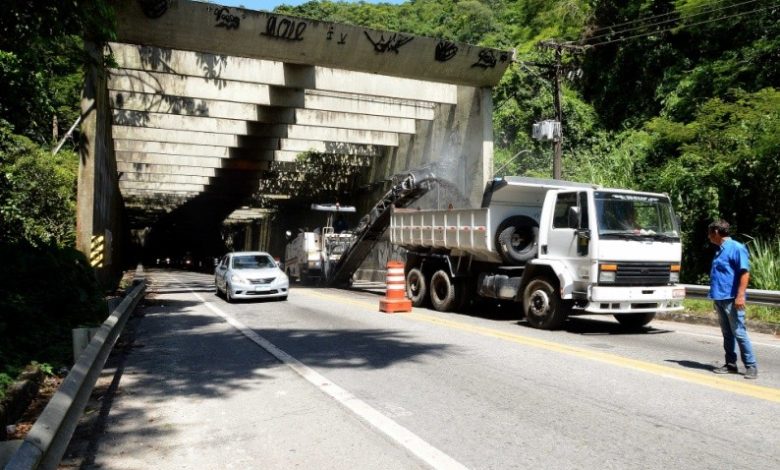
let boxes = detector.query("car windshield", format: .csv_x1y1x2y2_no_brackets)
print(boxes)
231,255,276,270
595,192,680,240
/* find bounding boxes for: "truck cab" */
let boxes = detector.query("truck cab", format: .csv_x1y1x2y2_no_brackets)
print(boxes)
529,187,684,328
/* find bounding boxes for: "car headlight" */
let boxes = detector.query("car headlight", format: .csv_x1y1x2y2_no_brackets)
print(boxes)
230,273,246,283
599,264,617,283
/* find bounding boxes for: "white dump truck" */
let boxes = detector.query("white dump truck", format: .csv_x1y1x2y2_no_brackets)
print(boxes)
390,176,685,329
284,204,356,283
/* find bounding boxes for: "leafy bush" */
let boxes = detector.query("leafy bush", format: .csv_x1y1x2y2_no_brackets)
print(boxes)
0,122,78,247
748,238,780,291
0,242,107,377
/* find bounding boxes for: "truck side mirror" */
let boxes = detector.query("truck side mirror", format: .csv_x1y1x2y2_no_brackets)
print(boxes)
567,206,580,229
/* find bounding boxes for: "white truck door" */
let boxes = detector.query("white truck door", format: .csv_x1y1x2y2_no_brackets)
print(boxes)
542,191,591,282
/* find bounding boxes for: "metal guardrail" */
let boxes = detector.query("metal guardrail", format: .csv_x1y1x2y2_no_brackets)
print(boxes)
5,279,146,470
682,284,780,307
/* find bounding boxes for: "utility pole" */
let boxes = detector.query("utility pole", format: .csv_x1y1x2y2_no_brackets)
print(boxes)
533,40,584,180
552,45,563,179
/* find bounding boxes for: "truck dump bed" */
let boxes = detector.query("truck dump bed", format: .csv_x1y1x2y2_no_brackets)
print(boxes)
390,207,499,261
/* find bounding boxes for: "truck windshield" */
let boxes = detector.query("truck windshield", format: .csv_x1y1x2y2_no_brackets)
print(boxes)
595,192,680,241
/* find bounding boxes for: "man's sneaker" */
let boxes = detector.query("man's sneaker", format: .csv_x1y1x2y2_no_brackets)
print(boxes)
744,366,758,380
713,364,738,374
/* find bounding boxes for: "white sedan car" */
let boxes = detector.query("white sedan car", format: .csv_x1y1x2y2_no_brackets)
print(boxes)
215,251,289,302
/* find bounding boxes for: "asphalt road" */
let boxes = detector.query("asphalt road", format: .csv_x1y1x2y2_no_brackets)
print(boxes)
66,268,780,469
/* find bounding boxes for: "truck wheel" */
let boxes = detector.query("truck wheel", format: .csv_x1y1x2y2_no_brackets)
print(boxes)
496,216,538,265
429,270,459,312
615,312,655,329
406,268,428,307
523,277,568,329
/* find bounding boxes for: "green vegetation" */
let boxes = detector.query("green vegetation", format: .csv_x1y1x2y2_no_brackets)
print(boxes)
748,238,780,291
684,298,780,326
0,0,115,397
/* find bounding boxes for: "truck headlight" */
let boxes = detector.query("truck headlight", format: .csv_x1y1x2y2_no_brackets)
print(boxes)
670,264,681,283
599,264,617,283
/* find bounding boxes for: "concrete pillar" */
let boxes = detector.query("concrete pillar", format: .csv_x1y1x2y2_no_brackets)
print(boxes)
77,43,125,288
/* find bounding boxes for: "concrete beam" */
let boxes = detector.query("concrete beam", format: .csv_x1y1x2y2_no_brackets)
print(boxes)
119,172,211,185
124,192,196,200
109,89,416,133
114,139,232,158
278,139,380,156
109,89,434,122
272,151,370,166
119,181,207,192
114,127,382,156
305,91,435,120
109,69,302,106
114,1,512,87
113,125,237,147
115,151,270,170
112,110,249,134
110,42,458,104
117,162,218,177
122,189,200,198
112,111,401,146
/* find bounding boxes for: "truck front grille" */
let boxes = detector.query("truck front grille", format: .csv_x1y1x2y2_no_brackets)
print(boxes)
615,263,670,286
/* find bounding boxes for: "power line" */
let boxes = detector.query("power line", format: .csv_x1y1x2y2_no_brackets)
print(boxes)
583,3,778,48
576,0,762,45
581,0,759,38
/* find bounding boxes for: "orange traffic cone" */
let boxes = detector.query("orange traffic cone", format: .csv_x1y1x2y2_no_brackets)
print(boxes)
379,261,412,313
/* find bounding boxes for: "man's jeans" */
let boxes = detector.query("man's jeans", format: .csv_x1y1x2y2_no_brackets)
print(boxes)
713,299,757,367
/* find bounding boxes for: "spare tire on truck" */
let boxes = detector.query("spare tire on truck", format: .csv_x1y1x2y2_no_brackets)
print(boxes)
495,216,539,265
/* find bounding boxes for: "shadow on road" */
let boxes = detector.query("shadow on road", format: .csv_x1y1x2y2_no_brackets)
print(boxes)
64,271,453,465
664,359,717,372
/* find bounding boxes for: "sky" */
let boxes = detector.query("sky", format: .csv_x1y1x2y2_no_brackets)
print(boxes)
204,0,406,12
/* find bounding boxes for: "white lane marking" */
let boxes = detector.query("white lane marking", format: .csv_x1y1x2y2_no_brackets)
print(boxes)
185,288,467,470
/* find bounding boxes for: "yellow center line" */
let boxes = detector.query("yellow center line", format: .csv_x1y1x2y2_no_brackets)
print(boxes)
299,289,780,403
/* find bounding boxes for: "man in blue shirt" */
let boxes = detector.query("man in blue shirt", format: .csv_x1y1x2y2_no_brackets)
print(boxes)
707,220,758,379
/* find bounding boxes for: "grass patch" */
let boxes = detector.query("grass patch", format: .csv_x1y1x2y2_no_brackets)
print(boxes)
684,299,780,325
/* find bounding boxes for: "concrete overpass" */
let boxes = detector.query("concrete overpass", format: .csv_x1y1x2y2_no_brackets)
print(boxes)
77,0,512,283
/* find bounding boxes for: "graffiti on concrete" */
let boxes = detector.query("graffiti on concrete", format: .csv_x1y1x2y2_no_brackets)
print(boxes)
471,50,497,69
435,41,458,62
262,16,306,41
139,0,171,19
326,26,348,45
364,32,413,54
213,7,240,30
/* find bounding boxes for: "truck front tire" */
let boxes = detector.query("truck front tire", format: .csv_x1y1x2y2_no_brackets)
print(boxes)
523,277,568,329
406,268,428,307
430,270,460,312
496,216,539,265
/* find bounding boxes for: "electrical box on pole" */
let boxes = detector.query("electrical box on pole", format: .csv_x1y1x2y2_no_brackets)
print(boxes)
532,120,561,142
